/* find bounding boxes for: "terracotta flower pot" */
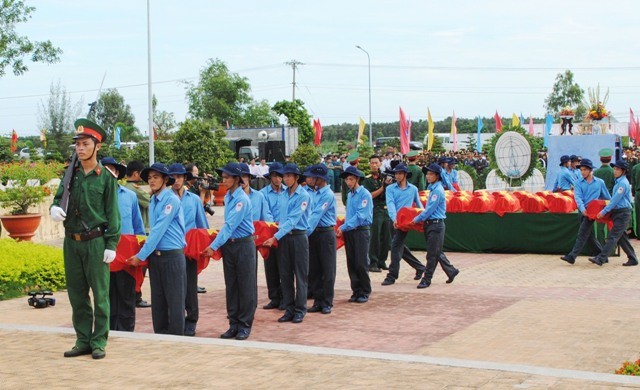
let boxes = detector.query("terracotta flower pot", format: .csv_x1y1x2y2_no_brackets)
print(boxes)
0,213,42,241
212,186,229,206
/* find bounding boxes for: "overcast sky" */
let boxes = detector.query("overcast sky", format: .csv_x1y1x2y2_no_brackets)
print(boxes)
1,0,639,136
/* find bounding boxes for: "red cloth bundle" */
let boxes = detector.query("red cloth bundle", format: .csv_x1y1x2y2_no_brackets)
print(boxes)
335,216,345,250
545,193,577,213
447,191,472,213
519,193,549,213
185,228,221,275
585,199,613,229
492,192,522,217
418,190,429,207
253,221,279,260
468,192,496,213
395,207,424,233
111,235,146,292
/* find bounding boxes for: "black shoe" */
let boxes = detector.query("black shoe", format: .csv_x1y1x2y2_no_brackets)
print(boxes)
184,323,196,337
235,329,250,340
92,348,106,360
623,261,639,266
136,299,151,308
220,328,238,339
197,286,207,294
380,264,389,270
348,295,357,302
588,257,603,266
278,304,286,310
381,277,395,286
369,266,381,273
278,314,294,323
321,306,332,314
355,296,368,303
262,300,280,310
414,270,424,280
292,313,305,323
417,279,431,289
446,269,459,284
560,255,575,265
308,305,322,313
64,347,91,358
602,258,609,263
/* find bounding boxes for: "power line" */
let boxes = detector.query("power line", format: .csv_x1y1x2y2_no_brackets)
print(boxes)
284,60,304,100
305,62,640,72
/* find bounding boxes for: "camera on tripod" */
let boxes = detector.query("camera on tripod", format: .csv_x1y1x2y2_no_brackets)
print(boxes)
27,290,56,309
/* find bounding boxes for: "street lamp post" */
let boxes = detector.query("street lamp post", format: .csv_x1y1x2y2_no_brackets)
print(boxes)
355,45,373,147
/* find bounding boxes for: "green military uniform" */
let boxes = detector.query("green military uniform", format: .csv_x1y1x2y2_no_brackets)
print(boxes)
341,151,360,205
122,180,150,232
406,151,425,190
52,119,121,354
593,148,615,244
362,172,391,269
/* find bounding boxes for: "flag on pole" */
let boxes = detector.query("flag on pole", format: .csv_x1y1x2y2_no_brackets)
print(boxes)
427,108,435,151
40,129,47,149
115,126,122,150
630,108,638,145
544,114,554,147
399,107,411,155
528,115,534,136
494,111,502,132
451,111,458,152
10,130,18,153
357,117,366,145
476,116,483,153
313,118,323,146
512,113,520,127
226,120,230,129
520,113,526,128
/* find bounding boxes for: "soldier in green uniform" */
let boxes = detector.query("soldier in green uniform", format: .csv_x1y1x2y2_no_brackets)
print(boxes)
594,148,615,244
406,150,425,190
50,118,121,360
362,155,392,272
341,151,360,206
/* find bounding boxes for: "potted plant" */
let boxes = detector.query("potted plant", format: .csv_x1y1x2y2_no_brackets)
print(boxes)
0,161,63,241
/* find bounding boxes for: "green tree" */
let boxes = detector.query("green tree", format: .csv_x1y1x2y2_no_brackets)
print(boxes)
0,1,62,77
152,95,177,140
290,143,321,171
36,80,82,157
544,70,586,120
172,119,234,174
128,141,173,166
237,99,279,128
89,88,137,142
272,99,313,145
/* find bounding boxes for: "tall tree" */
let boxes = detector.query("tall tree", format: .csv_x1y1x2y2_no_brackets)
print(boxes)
172,119,234,174
89,88,136,142
272,99,314,145
0,1,62,77
236,99,279,128
544,70,586,120
36,80,82,156
152,95,177,140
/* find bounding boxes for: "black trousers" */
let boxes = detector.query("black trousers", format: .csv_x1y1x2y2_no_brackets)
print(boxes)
344,229,372,298
369,208,391,268
148,251,186,335
264,247,282,303
277,233,309,316
388,228,426,280
222,240,257,331
184,257,198,326
596,209,638,263
109,270,136,332
308,229,337,308
566,214,602,260
422,221,457,282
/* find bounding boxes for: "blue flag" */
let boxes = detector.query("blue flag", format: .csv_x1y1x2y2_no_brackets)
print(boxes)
115,126,122,150
520,113,526,128
544,114,554,147
476,116,483,153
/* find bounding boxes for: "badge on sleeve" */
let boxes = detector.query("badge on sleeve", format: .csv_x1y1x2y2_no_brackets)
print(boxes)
618,187,624,194
361,199,368,207
164,204,173,215
322,202,328,210
431,194,437,202
236,202,243,211
301,201,308,211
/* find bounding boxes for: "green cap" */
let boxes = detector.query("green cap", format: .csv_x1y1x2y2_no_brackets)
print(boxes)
346,151,360,162
598,148,613,158
406,150,419,158
73,118,107,143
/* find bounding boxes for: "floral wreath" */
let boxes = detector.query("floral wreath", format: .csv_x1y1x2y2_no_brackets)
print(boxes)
487,126,539,184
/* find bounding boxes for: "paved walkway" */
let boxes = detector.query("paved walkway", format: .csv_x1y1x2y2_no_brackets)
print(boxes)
3,196,640,388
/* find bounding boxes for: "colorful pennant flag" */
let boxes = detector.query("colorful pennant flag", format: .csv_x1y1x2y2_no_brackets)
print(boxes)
10,129,17,153
512,113,520,127
313,118,323,146
520,113,526,128
544,114,554,147
427,108,435,151
528,115,534,136
494,111,502,132
630,108,638,146
115,126,122,150
451,111,458,152
357,117,366,145
476,116,483,153
399,107,411,155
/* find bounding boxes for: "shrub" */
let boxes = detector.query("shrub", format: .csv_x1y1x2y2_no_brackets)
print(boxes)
0,239,65,300
616,357,640,376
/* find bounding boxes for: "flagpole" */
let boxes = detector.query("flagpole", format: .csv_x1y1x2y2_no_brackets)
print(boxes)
355,45,373,147
147,0,154,164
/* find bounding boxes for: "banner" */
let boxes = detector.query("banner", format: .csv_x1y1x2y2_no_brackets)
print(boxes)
10,130,17,153
476,116,483,153
451,111,458,152
399,107,411,155
494,111,502,132
313,118,323,146
427,108,435,151
357,117,366,145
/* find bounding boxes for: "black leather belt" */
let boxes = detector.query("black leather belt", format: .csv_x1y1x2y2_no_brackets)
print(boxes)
230,235,254,243
153,249,184,256
66,227,104,241
354,226,371,231
288,229,306,235
315,226,334,232
424,219,443,225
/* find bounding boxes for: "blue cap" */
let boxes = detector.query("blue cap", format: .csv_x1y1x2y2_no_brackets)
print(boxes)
576,159,594,170
390,162,413,178
141,163,175,186
422,163,442,176
611,160,630,171
340,165,365,179
216,162,245,184
307,164,330,182
167,163,193,181
238,162,255,178
282,163,302,176
265,162,284,178
100,157,126,180
437,156,449,164
559,155,571,166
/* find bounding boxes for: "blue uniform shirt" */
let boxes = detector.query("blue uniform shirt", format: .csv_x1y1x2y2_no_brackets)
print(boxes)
341,185,373,231
440,170,456,192
117,185,145,235
274,184,310,240
210,186,255,250
179,190,209,231
556,166,576,191
573,176,611,213
306,185,337,234
137,187,186,260
603,175,633,212
248,187,273,222
573,168,581,182
260,184,286,221
386,182,422,222
414,181,446,222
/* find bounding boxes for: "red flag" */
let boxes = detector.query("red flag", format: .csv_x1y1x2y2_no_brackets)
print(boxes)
630,108,638,145
494,111,502,132
313,118,323,146
10,130,18,153
528,115,534,135
399,107,411,155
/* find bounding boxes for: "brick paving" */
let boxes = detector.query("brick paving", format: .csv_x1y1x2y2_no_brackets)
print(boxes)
3,195,640,388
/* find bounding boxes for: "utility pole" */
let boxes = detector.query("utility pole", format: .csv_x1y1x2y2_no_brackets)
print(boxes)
285,60,304,101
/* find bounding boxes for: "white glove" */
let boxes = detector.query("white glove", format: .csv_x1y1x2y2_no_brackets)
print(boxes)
50,206,67,222
103,249,116,264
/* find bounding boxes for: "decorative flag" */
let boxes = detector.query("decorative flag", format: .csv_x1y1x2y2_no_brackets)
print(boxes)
40,129,47,149
528,115,534,136
399,107,411,155
544,114,554,147
451,111,458,152
10,130,17,153
153,126,158,141
313,118,323,146
630,108,638,145
637,116,640,147
427,108,435,151
226,120,230,129
494,111,503,132
520,113,526,128
512,113,520,127
476,116,483,153
357,117,366,145
115,126,122,150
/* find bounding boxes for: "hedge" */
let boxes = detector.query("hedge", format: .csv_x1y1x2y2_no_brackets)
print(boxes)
0,239,65,300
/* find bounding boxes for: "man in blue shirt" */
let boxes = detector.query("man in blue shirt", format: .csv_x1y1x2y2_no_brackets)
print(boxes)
102,157,145,332
382,163,427,286
203,163,256,340
239,163,273,222
306,164,337,314
168,163,210,337
554,155,576,192
560,159,611,265
337,166,373,303
589,160,639,266
125,163,186,336
263,163,310,323
413,163,459,288
259,163,286,310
